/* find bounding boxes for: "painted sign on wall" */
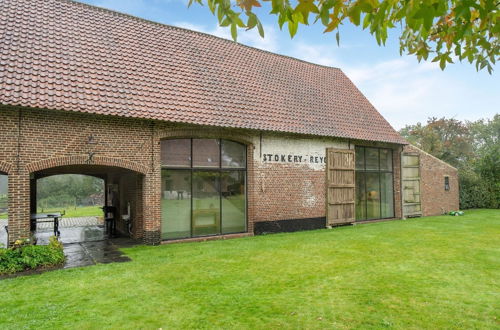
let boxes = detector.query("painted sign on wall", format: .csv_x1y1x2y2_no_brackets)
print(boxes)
255,134,349,170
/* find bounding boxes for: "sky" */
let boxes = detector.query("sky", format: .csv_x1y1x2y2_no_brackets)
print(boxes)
81,0,499,130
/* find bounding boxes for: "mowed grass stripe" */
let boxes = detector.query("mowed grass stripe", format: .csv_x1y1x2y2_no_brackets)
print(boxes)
0,209,498,329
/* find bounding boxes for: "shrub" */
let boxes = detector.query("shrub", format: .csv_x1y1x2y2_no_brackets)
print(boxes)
0,236,65,275
459,169,499,209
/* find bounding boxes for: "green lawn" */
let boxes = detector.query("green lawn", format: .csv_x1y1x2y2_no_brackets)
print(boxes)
0,206,103,220
36,205,103,218
0,209,498,329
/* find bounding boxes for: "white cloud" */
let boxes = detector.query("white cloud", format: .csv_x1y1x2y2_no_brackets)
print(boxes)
288,42,342,67
342,57,469,129
174,22,279,52
285,41,494,129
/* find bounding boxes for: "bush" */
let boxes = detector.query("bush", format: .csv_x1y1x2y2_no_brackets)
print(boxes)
459,169,499,209
0,237,65,275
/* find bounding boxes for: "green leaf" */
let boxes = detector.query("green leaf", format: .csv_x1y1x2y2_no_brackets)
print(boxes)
220,18,231,27
288,20,299,38
217,5,224,22
320,7,330,25
362,13,371,29
207,0,216,14
439,56,447,70
231,23,238,41
257,20,265,37
233,14,246,28
295,0,319,25
247,12,257,29
335,30,340,46
347,4,362,26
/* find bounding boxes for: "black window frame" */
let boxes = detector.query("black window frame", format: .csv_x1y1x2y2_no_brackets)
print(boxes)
444,176,450,191
160,138,247,240
355,146,395,221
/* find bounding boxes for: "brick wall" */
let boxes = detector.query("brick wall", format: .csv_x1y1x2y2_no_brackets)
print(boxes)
252,133,349,222
404,145,459,216
0,105,409,244
0,106,155,244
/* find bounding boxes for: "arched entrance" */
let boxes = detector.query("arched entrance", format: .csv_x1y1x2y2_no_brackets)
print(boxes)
31,164,145,244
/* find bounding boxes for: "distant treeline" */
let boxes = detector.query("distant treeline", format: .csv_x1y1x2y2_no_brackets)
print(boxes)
400,115,499,209
37,174,104,209
0,175,7,195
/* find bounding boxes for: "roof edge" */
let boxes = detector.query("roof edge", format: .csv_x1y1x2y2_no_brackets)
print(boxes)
405,144,458,171
0,103,408,145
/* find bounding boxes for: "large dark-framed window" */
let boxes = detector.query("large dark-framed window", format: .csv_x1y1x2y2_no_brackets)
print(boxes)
160,139,247,240
355,146,395,220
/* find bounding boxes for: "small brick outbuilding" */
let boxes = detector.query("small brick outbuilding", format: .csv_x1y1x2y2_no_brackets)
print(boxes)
0,0,458,245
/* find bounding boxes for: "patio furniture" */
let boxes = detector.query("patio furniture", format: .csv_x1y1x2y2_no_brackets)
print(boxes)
30,212,63,237
192,208,219,230
102,206,117,238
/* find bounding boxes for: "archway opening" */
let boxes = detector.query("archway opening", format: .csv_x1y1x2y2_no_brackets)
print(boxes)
32,165,144,244
36,174,105,220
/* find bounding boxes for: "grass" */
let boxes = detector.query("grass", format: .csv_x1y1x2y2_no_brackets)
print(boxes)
36,205,103,218
0,209,498,329
0,206,103,220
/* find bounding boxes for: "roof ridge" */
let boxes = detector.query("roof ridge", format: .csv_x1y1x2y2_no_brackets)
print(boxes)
68,0,342,71
0,0,408,144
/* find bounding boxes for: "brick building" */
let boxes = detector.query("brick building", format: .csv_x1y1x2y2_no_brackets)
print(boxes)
0,0,459,245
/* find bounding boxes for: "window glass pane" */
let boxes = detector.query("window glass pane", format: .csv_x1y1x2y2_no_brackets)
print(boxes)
380,173,394,218
365,148,379,170
221,140,246,168
161,170,191,239
355,147,365,170
380,149,392,171
192,171,220,236
221,171,246,234
365,173,381,219
193,139,220,168
0,174,7,221
161,139,191,167
355,172,366,220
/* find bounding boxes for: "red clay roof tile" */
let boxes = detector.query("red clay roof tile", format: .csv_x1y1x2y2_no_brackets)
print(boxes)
0,0,407,144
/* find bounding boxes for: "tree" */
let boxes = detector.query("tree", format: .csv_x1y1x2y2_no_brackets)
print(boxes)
37,175,104,210
399,117,473,168
400,115,499,209
190,0,499,72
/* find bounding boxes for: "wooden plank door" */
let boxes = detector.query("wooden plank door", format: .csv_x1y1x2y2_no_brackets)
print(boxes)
326,148,355,225
402,153,422,217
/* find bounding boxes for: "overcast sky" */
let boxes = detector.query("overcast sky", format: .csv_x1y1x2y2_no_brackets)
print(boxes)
82,0,499,130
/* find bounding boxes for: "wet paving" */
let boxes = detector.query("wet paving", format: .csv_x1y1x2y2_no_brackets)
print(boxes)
1,222,139,274
36,224,107,245
63,240,132,268
42,225,136,268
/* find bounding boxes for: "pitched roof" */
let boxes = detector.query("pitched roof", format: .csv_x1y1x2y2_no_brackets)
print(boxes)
0,0,407,144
